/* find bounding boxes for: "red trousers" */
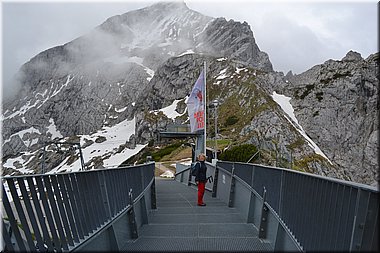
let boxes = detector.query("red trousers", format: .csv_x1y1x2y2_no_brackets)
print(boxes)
197,181,206,205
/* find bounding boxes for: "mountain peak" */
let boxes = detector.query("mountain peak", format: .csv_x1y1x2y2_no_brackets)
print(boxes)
149,1,188,10
342,50,363,62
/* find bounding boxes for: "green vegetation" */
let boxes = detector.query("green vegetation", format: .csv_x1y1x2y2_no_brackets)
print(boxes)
320,78,332,85
293,154,328,173
333,71,352,79
95,136,106,143
148,139,155,147
219,144,258,163
294,89,300,99
299,84,315,99
287,138,306,151
146,142,185,162
225,115,239,126
320,71,352,85
119,141,186,166
206,139,231,151
3,217,36,240
210,75,276,140
315,92,324,102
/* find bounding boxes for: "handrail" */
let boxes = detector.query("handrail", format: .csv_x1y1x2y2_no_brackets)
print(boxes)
216,160,379,251
174,161,216,177
133,177,155,204
246,150,260,163
69,176,155,251
1,162,154,179
219,161,378,192
215,164,302,250
174,166,191,177
1,162,155,252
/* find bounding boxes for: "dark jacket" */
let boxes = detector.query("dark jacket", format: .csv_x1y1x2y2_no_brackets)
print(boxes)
195,161,207,182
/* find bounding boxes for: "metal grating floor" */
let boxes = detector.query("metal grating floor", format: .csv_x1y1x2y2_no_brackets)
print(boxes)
122,178,273,252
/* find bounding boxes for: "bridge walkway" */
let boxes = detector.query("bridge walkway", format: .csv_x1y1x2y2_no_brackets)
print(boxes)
122,178,273,252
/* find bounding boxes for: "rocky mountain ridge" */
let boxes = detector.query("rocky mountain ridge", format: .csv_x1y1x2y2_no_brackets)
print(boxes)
2,2,378,186
283,51,378,185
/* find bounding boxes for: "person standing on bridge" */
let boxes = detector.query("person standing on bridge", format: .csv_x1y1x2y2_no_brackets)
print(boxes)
195,153,207,206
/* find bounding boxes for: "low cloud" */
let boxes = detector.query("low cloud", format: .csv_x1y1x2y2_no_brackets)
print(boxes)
2,1,377,100
2,1,153,101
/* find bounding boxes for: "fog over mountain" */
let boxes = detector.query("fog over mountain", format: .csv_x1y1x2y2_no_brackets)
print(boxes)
2,2,378,186
3,1,376,100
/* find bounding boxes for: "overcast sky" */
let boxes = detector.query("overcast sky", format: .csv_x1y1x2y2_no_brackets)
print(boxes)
1,0,378,99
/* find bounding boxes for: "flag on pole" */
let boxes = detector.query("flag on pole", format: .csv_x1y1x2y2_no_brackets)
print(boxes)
187,70,205,133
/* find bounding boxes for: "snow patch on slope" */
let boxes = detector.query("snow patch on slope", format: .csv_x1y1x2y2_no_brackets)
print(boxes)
104,56,155,81
271,91,333,164
48,117,146,173
216,68,228,80
3,156,34,174
178,49,195,57
152,97,188,120
47,118,63,139
4,75,74,120
3,127,41,147
3,150,38,175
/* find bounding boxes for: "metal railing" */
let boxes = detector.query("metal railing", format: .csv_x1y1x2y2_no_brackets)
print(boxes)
165,124,191,133
1,162,155,252
216,161,379,252
174,160,379,252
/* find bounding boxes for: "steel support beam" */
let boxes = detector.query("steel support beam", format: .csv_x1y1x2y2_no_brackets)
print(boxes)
127,189,138,239
212,166,219,198
228,165,236,208
259,187,269,239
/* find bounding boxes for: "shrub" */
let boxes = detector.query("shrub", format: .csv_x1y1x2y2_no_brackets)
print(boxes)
95,136,106,143
151,142,183,161
224,115,239,126
219,144,258,163
315,92,323,101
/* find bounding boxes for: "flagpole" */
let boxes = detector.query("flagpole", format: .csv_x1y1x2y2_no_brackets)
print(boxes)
203,61,207,155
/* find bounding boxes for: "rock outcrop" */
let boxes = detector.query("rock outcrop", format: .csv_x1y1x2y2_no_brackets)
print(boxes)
2,2,273,174
2,3,378,186
283,51,379,185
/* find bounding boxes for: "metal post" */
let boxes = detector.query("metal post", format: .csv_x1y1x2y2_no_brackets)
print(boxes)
259,187,269,239
99,171,112,219
42,143,46,174
204,61,207,155
212,164,219,198
108,225,120,251
151,179,157,209
127,189,138,239
209,99,219,160
78,143,85,171
228,164,236,208
188,165,192,186
214,103,218,160
140,168,149,224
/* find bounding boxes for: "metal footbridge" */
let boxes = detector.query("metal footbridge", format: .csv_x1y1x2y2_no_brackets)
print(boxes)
2,161,379,252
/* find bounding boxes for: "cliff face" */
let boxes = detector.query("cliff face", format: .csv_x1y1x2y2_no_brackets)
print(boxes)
2,3,378,186
2,2,273,174
282,51,379,185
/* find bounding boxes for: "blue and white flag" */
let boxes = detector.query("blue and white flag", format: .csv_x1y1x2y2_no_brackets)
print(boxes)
187,70,205,133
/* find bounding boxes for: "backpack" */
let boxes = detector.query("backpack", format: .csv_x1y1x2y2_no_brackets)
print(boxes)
190,162,199,177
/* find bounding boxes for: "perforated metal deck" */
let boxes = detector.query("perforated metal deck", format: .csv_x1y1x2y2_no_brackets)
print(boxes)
122,178,273,252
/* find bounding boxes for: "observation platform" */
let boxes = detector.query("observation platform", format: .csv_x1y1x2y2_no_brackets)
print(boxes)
122,178,272,251
2,162,378,252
